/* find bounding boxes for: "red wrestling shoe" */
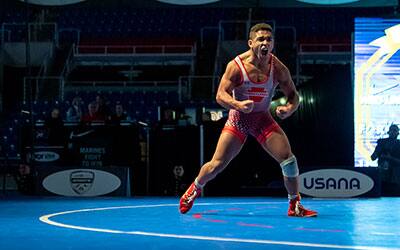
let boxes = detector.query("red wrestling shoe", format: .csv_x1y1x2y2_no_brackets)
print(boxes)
288,196,317,217
179,182,201,214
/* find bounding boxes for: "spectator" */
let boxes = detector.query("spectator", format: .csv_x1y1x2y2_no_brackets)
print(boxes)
371,124,400,194
81,102,105,124
109,103,130,125
95,95,111,120
66,96,83,122
44,107,65,145
15,163,35,195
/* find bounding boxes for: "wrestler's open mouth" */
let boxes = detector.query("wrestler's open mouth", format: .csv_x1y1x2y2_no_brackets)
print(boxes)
261,47,268,55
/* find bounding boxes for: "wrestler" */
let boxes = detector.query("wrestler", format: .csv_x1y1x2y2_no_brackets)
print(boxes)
179,23,317,217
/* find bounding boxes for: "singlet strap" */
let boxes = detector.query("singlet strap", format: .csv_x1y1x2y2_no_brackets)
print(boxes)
234,56,249,82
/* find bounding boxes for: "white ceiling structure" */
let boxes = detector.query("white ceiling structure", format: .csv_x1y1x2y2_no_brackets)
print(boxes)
296,0,360,4
18,0,86,6
157,0,220,5
17,0,398,7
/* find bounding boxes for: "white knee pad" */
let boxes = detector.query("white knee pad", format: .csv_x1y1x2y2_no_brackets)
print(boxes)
280,155,299,177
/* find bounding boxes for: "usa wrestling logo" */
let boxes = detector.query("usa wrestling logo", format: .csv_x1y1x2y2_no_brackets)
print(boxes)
70,171,95,195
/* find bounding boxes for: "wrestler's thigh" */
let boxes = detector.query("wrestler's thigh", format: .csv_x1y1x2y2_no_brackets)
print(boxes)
211,131,244,164
260,127,293,163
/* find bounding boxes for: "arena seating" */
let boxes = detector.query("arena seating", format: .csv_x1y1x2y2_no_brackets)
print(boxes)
0,1,395,158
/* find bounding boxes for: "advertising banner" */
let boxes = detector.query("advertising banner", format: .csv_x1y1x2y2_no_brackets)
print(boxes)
300,167,380,197
35,165,130,197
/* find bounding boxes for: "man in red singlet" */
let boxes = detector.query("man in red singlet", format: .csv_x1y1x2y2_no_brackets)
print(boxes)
179,23,317,217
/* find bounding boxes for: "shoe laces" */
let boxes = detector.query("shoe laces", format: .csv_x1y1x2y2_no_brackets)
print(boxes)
295,202,305,215
184,185,199,202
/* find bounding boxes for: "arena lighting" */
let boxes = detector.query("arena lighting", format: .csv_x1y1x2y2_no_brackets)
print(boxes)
18,0,86,6
296,0,360,4
157,0,220,5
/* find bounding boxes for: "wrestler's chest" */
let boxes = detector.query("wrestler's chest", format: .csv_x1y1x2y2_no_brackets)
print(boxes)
245,65,270,82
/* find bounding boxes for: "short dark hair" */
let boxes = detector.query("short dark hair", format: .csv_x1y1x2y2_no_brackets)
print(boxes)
389,124,399,133
249,23,273,39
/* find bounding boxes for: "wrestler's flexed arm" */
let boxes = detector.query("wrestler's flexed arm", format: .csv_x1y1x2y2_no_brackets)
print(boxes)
274,58,299,119
216,61,254,113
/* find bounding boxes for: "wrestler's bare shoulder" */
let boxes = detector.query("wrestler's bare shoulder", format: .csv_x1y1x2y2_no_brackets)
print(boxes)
238,51,251,61
272,56,286,70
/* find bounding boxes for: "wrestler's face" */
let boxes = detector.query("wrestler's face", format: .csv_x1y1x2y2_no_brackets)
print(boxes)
249,30,274,59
